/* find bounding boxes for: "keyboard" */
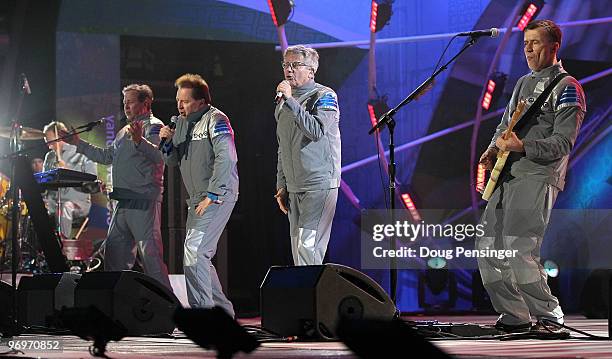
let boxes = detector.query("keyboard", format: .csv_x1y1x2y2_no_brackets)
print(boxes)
34,168,99,192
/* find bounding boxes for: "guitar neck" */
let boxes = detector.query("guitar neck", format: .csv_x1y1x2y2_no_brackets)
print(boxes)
502,100,526,140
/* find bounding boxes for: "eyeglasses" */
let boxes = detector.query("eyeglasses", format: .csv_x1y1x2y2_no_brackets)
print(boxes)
281,61,310,70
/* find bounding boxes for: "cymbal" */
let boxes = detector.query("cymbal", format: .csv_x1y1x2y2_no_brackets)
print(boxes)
0,126,44,140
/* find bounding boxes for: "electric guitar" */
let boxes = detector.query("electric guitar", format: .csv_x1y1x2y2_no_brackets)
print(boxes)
481,99,527,201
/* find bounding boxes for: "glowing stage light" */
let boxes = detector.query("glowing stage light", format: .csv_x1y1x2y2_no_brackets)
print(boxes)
401,192,421,222
267,0,294,27
370,0,393,33
367,96,390,128
481,72,507,111
517,1,545,31
476,163,486,193
544,259,559,278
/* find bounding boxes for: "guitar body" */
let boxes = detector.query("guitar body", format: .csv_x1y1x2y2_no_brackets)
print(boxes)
482,150,509,201
481,99,526,201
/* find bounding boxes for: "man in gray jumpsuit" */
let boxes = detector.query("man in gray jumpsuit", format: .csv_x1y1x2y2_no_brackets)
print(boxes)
275,45,341,266
62,84,171,288
477,20,585,332
42,121,97,239
160,73,238,316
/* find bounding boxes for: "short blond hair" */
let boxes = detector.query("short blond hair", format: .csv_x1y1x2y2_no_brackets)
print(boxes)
43,121,68,134
284,45,319,73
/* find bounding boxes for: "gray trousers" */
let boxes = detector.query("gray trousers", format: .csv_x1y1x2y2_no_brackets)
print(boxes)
183,200,235,317
288,188,338,266
476,177,563,325
104,201,171,289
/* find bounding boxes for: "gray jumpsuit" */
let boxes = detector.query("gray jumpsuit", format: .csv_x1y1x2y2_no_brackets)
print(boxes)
275,81,341,265
43,144,97,239
162,105,238,316
76,113,171,289
477,62,585,326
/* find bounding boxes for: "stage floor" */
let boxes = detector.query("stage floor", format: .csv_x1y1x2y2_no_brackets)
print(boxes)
1,315,610,358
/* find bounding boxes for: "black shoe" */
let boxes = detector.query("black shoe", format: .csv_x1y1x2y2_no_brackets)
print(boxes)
494,320,532,333
530,321,570,338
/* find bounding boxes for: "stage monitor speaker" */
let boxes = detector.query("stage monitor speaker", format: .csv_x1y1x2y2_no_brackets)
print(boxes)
1,280,15,334
17,273,81,327
260,264,397,339
580,269,612,319
74,270,180,335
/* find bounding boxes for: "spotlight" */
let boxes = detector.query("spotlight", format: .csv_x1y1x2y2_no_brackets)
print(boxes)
58,306,127,357
481,72,507,110
418,268,457,311
370,0,394,33
476,163,487,193
367,95,390,127
174,307,259,359
337,317,450,358
267,0,294,27
517,1,545,31
544,259,559,278
427,257,447,270
400,192,422,222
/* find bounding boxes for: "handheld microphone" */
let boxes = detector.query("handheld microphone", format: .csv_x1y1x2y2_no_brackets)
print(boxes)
457,28,499,38
274,92,284,104
158,115,178,150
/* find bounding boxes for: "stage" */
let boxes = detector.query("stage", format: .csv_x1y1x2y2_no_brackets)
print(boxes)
2,315,610,358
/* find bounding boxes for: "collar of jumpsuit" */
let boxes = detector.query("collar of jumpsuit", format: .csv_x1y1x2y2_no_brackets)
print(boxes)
530,61,563,79
185,104,212,124
289,80,316,100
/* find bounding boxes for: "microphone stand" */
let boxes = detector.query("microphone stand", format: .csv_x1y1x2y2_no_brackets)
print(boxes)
3,74,30,337
368,37,478,304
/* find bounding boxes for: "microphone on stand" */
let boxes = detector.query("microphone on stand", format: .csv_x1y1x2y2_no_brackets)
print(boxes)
73,117,106,131
457,28,500,38
158,115,178,150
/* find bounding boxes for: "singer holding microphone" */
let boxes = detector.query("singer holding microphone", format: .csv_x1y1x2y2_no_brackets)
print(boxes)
159,73,238,316
274,45,341,266
60,84,170,288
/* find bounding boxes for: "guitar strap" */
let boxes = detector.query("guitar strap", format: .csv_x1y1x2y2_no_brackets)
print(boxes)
513,72,569,134
498,72,569,184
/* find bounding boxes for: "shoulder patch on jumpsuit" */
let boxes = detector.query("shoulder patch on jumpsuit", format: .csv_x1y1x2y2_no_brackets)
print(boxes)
316,92,338,111
210,114,233,138
555,77,586,112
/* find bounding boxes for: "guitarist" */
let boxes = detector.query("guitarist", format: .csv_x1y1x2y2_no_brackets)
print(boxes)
477,20,585,333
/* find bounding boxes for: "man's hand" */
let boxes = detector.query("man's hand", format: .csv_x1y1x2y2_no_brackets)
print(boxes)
195,197,213,216
58,129,80,146
478,147,499,171
276,80,292,100
495,132,524,152
128,120,144,145
274,188,288,215
159,125,175,140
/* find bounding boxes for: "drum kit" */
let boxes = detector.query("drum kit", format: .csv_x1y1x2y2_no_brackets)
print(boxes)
0,124,102,275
